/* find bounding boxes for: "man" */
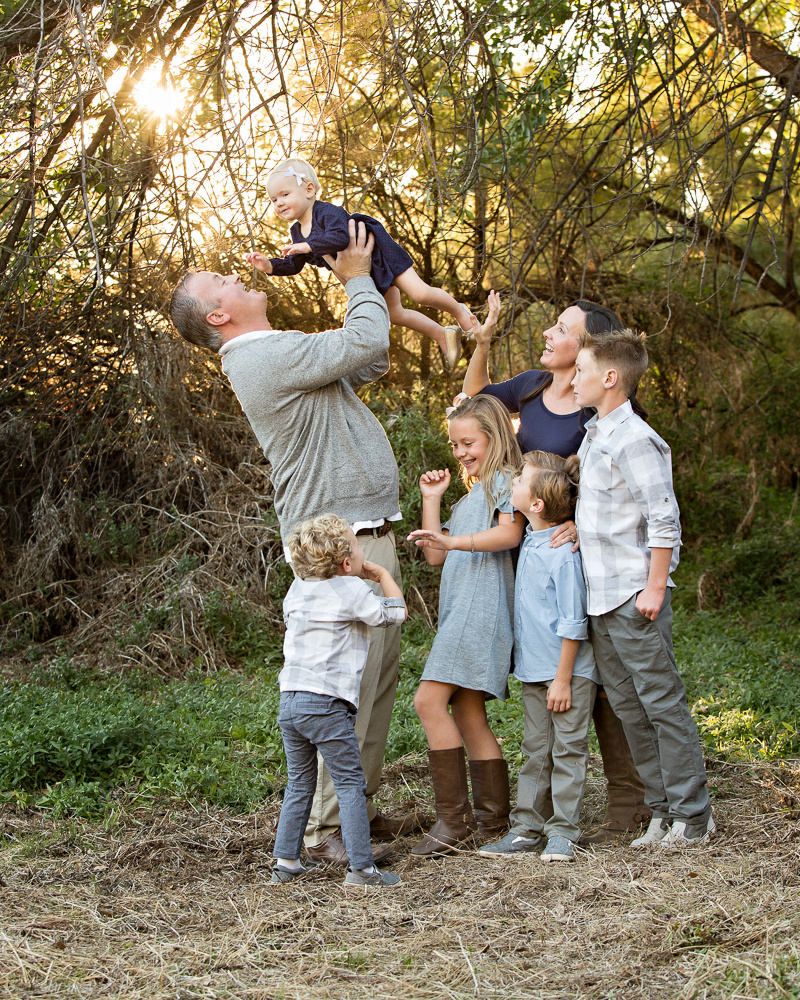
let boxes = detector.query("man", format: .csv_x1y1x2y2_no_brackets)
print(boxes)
170,222,416,863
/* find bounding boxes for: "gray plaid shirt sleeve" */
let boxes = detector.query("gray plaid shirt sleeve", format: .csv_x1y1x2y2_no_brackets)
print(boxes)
279,576,404,708
576,404,681,615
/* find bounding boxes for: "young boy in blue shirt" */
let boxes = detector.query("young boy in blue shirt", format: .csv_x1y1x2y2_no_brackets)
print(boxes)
479,451,598,862
572,328,713,847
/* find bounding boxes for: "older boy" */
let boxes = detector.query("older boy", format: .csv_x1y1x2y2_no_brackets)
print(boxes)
572,330,714,848
273,514,406,888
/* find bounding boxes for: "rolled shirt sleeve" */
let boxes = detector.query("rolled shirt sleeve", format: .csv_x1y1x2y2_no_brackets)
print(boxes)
576,402,681,615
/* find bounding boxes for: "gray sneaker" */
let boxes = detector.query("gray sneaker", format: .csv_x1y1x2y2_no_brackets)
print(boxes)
344,868,402,888
479,832,543,857
271,862,314,884
658,813,716,848
630,816,671,847
540,835,575,862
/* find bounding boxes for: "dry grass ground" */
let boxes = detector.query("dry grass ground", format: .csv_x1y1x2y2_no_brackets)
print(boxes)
1,755,799,1000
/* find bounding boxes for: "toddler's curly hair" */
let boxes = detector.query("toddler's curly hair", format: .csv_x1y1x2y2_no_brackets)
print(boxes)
286,513,353,580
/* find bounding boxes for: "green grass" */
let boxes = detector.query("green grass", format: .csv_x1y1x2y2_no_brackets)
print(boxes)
0,660,286,817
676,599,800,758
2,557,799,819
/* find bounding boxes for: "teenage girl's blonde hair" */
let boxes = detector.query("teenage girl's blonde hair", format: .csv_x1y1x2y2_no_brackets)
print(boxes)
448,395,522,512
286,513,352,580
266,157,321,194
521,450,580,525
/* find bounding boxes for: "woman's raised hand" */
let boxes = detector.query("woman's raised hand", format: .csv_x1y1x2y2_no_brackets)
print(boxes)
418,468,451,499
471,289,501,347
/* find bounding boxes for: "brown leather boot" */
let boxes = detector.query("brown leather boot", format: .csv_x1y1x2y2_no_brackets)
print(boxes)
581,692,652,844
469,757,510,841
411,747,476,857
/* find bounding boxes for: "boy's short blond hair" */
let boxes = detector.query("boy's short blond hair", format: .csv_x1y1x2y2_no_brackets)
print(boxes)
287,513,352,580
522,451,580,525
266,157,321,194
578,327,648,397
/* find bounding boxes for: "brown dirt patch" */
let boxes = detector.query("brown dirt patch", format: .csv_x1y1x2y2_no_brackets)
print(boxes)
1,756,799,999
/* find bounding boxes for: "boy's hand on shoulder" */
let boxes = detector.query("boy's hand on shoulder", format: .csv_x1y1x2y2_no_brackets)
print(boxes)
547,678,572,713
635,585,666,621
245,252,273,274
283,241,312,257
419,468,451,499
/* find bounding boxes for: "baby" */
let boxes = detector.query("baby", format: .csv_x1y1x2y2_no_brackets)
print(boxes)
246,157,478,370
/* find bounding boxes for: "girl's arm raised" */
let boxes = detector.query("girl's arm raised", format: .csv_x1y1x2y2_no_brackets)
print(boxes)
409,509,525,556
415,469,451,567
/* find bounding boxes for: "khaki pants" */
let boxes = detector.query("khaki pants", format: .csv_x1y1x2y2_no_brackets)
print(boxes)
303,531,403,847
510,675,597,843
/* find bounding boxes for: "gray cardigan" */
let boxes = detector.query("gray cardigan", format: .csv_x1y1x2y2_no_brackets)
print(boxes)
221,277,399,542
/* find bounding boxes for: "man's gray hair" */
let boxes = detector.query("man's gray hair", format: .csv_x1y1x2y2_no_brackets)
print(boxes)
169,273,223,352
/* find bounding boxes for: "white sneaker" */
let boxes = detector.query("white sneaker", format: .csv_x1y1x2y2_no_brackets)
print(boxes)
630,816,671,847
658,814,716,848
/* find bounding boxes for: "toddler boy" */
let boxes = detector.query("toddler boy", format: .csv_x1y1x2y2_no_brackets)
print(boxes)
572,329,713,847
272,513,406,887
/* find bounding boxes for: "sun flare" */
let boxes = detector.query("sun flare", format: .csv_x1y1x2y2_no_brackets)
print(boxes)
132,67,185,117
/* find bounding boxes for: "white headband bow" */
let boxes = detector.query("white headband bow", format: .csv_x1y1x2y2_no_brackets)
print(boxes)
285,166,307,186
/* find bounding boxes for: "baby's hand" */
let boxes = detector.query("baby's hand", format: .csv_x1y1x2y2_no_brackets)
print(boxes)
245,252,272,274
419,468,451,499
282,241,312,257
547,678,572,713
407,529,452,552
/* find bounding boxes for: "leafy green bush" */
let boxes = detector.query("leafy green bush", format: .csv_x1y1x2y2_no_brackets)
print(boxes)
202,588,283,668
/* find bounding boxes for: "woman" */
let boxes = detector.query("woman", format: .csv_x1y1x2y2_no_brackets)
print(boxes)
461,293,651,844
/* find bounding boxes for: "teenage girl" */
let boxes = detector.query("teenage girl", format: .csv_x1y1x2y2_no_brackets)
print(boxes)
246,157,478,370
406,394,525,856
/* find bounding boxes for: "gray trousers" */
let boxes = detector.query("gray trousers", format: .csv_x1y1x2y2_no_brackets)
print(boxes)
275,691,373,871
304,531,403,847
509,675,597,843
589,591,710,822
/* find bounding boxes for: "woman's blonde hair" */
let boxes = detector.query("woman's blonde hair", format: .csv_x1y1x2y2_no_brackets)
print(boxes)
266,157,321,194
448,395,522,512
521,450,580,524
286,513,352,580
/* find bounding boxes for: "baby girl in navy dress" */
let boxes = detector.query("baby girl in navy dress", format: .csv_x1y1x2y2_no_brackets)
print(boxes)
246,158,478,370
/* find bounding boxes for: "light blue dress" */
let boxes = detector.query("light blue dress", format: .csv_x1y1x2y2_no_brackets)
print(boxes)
420,472,516,700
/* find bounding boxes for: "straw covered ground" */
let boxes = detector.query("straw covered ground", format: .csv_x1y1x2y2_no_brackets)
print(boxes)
1,754,799,1000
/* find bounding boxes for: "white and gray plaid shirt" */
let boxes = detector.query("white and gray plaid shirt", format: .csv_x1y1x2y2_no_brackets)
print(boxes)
280,575,405,710
576,402,681,616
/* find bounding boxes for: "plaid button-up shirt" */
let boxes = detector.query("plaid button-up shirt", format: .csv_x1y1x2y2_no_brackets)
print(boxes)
576,402,681,616
280,575,405,710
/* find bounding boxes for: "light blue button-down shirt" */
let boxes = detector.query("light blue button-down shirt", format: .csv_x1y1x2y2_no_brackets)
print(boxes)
513,524,599,684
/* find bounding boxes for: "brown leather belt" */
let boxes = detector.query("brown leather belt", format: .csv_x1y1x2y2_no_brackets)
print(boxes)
355,521,394,538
